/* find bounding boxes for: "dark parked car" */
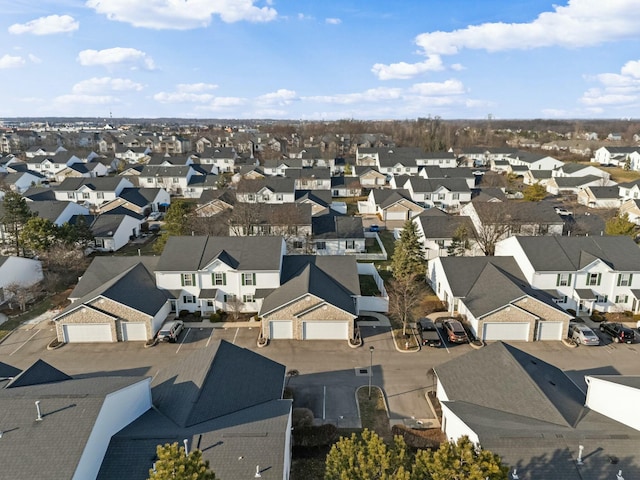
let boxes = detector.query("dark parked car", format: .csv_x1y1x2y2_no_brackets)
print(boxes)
599,322,635,344
417,318,442,347
442,318,469,344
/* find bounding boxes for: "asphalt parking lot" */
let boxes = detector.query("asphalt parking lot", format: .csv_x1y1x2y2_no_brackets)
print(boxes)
3,318,640,429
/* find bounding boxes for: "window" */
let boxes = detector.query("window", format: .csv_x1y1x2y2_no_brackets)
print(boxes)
247,194,255,202
146,177,153,183
316,241,326,250
438,194,445,201
82,192,90,199
615,294,629,304
345,240,355,250
556,273,572,287
618,273,633,287
182,295,195,304
242,273,256,286
293,240,303,249
206,300,214,307
223,294,235,303
181,273,196,287
553,296,568,304
172,177,179,183
67,192,74,199
596,295,608,303
587,273,601,286
243,294,255,303
212,272,226,286
452,193,460,200
96,192,104,199
276,194,283,201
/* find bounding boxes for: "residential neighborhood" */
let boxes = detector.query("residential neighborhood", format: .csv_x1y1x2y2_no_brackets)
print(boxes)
2,118,640,479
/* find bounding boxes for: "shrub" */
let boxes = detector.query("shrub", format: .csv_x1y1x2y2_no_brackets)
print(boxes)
293,424,338,447
590,311,605,322
391,424,444,450
423,299,446,314
292,408,314,427
209,312,221,322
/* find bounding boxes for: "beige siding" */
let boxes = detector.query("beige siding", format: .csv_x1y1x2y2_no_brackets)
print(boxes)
55,306,118,342
262,294,355,340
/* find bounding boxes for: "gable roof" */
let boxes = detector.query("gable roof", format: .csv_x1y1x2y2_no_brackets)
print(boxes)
414,213,475,239
436,341,586,428
151,340,285,427
157,236,283,272
312,214,364,239
260,261,357,316
510,235,640,271
6,359,71,388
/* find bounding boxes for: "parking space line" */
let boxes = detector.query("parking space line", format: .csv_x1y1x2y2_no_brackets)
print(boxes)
9,330,40,356
232,328,239,344
205,328,215,347
175,328,191,354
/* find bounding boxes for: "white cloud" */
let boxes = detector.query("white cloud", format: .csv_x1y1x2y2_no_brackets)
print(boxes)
414,0,640,56
28,54,42,64
176,83,218,93
77,47,155,70
0,54,26,69
256,89,298,105
86,0,277,30
580,59,640,107
305,87,404,105
410,79,466,96
72,77,144,94
8,14,79,35
451,63,465,71
325,18,341,25
372,55,443,80
154,92,216,103
297,13,313,21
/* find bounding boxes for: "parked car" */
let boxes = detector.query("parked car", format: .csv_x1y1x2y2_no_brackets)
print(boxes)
417,318,442,347
148,211,163,221
442,318,469,344
149,223,161,233
369,224,380,232
599,322,635,344
554,207,572,216
568,322,600,346
157,320,184,343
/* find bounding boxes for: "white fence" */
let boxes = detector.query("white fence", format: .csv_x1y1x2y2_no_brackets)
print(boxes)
357,262,389,313
356,232,387,261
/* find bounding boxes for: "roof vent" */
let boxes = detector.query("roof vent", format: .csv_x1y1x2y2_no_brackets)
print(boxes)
255,465,262,478
35,400,43,421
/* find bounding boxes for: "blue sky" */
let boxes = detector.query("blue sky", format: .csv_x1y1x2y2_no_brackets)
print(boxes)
1,0,639,120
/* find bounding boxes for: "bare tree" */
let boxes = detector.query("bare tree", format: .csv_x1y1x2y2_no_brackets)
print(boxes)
227,202,262,236
4,281,40,311
387,274,423,336
468,202,512,256
226,295,244,321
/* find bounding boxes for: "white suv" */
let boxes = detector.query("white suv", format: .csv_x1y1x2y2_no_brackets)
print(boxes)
157,320,184,343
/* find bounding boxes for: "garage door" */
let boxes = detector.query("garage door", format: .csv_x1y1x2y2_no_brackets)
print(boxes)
482,322,529,341
63,324,113,343
386,210,408,221
303,321,349,340
536,321,564,341
122,322,148,341
270,320,293,339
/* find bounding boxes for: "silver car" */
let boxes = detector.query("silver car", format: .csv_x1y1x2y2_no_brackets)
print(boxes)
568,322,600,346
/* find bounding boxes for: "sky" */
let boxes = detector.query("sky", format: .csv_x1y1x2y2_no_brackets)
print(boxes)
1,0,640,121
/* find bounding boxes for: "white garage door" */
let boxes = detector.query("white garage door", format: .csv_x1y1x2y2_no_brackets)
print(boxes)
122,322,148,341
386,210,408,221
482,322,529,341
63,324,113,343
303,321,349,340
536,321,564,341
270,320,293,339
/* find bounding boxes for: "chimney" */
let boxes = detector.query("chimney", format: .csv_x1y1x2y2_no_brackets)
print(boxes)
255,465,261,478
35,401,43,421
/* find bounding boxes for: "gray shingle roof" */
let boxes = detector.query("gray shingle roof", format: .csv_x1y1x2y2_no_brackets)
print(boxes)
312,214,364,238
157,236,284,272
415,213,475,239
151,340,286,428
510,235,640,271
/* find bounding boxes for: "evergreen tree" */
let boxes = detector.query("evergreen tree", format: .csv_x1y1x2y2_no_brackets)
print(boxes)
605,213,636,237
0,191,33,256
148,442,217,480
153,200,193,254
411,436,508,480
325,429,411,480
20,216,58,253
391,219,425,279
446,225,470,257
522,183,546,202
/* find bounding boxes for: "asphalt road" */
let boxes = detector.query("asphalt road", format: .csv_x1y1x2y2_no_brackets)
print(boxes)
3,318,640,430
